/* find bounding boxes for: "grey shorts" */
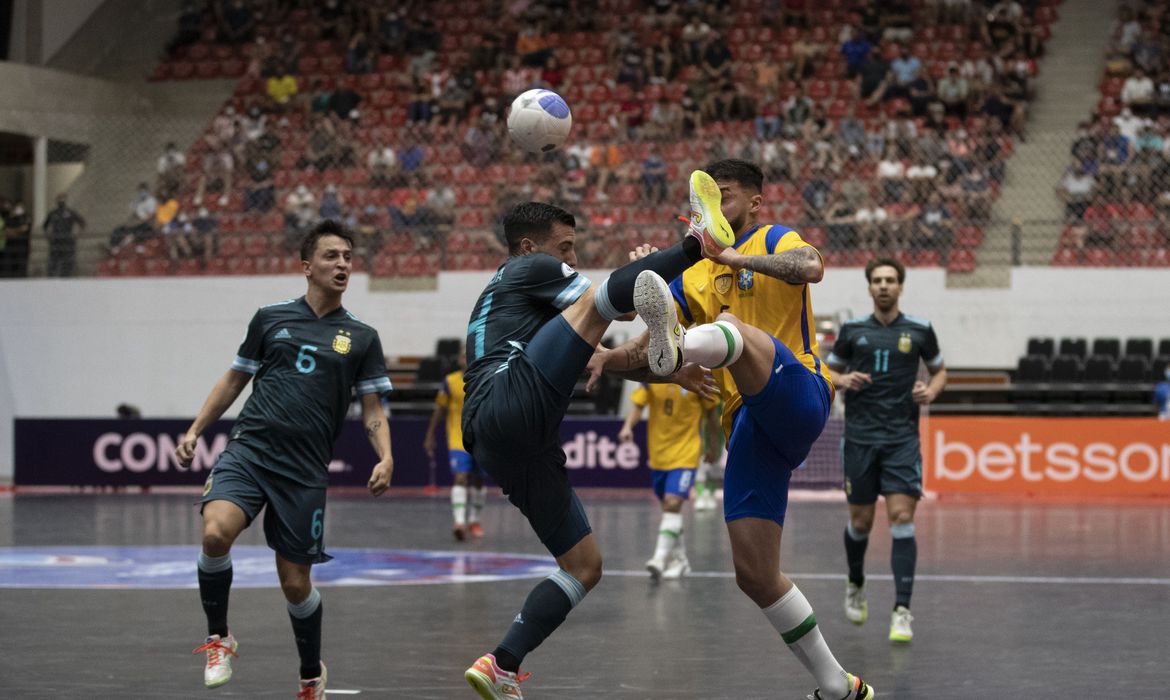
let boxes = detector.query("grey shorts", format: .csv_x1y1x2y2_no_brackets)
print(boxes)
842,438,923,505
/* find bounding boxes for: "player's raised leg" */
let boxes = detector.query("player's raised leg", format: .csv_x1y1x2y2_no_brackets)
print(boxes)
194,499,246,688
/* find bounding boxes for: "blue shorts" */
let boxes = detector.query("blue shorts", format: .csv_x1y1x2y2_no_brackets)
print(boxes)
448,449,480,475
723,337,832,526
652,468,696,501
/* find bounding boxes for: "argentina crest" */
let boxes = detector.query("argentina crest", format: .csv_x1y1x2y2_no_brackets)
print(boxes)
898,332,912,353
333,330,352,354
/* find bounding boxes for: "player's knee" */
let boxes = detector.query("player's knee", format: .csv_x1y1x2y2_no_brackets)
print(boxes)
453,472,470,486
889,510,915,527
849,515,874,536
567,553,603,591
279,573,312,603
662,495,684,512
201,523,236,556
733,566,775,606
714,311,740,327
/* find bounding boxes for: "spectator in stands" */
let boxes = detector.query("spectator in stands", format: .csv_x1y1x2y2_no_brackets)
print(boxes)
426,180,456,229
541,55,565,90
516,20,552,67
390,196,437,247
825,194,859,249
841,28,873,78
157,141,187,195
461,113,501,169
801,162,834,221
640,148,668,204
319,184,344,221
646,39,675,84
1099,122,1132,186
857,0,883,42
345,31,374,74
299,116,339,171
856,45,889,101
1132,27,1165,76
916,191,954,262
110,183,158,255
285,183,316,236
877,143,907,201
155,187,179,234
162,211,195,261
644,95,681,140
501,55,534,103
700,32,733,81
243,152,275,213
397,128,426,177
755,47,783,99
266,63,299,110
1,201,29,277
961,166,994,220
168,0,202,57
983,3,1019,51
855,190,888,250
881,0,915,42
192,206,217,262
469,31,503,72
367,141,398,187
617,46,647,90
936,64,970,120
886,44,924,101
318,0,347,41
216,0,255,44
327,77,361,121
43,193,84,277
375,8,407,56
784,83,813,127
681,14,711,66
406,75,433,123
1057,162,1096,221
755,98,782,140
1114,106,1149,143
979,83,1025,135
790,29,825,80
886,189,921,250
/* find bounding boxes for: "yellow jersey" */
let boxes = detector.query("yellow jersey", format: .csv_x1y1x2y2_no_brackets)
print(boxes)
630,383,717,470
435,370,466,452
669,223,833,436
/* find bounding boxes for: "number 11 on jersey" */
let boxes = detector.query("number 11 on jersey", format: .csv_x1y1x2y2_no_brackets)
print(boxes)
873,349,889,374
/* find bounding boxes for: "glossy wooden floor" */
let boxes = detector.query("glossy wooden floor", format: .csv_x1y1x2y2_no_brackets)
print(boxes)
1,490,1166,698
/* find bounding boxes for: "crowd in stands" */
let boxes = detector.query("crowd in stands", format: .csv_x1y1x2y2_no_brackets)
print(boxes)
1054,0,1170,266
100,0,1059,276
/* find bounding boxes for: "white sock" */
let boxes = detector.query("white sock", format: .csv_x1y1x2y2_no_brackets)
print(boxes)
451,484,467,526
683,321,744,368
470,485,487,524
762,585,849,699
653,511,683,561
673,531,687,560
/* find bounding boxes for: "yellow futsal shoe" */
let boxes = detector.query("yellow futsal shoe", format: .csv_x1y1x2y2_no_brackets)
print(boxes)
686,170,735,258
634,270,684,376
465,653,529,699
809,673,875,700
890,605,914,643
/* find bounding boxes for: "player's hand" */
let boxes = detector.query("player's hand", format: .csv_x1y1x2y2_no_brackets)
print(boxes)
629,243,658,261
584,349,609,392
704,444,721,464
836,372,872,391
368,459,393,496
618,425,634,443
176,430,199,468
423,433,435,459
711,247,747,270
912,380,937,405
673,363,718,400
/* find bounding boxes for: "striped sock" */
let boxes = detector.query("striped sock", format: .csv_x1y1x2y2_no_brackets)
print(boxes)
652,511,683,561
682,321,744,368
762,585,848,699
451,484,468,526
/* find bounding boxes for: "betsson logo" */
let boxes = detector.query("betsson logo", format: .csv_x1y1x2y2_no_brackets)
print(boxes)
934,430,1170,483
93,432,229,473
563,431,640,470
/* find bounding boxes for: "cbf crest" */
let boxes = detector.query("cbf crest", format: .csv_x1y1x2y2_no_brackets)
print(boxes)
737,269,755,296
898,332,913,353
333,329,352,354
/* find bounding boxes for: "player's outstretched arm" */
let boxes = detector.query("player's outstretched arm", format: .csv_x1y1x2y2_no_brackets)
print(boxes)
362,393,394,496
712,246,824,285
176,369,252,468
587,333,717,398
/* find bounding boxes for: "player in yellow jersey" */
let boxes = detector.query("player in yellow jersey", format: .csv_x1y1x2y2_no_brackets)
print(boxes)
424,347,487,541
618,382,719,580
595,159,873,700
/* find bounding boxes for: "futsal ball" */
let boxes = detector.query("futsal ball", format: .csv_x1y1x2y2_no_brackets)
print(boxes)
507,89,573,153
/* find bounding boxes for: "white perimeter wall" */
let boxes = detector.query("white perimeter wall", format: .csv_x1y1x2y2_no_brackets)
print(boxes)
1,267,1168,477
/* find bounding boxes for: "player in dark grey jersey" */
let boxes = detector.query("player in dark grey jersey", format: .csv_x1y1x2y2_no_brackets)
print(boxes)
176,221,393,699
462,179,734,699
826,258,946,645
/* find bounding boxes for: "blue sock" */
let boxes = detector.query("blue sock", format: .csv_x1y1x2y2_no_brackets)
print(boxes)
890,523,917,608
494,570,587,671
593,238,702,320
197,552,232,638
843,523,868,587
288,587,323,679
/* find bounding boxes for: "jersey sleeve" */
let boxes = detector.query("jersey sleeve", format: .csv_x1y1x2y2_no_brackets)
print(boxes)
435,376,451,407
230,309,265,374
767,227,824,264
921,323,944,370
523,254,593,310
355,332,393,396
668,274,694,324
630,383,650,407
826,324,852,371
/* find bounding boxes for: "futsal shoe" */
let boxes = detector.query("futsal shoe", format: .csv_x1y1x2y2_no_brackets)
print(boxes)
634,270,684,376
192,633,238,688
453,524,466,541
465,653,529,699
844,581,868,625
296,661,327,700
662,553,691,579
645,555,667,581
889,605,914,643
469,522,485,538
686,169,736,258
808,673,875,700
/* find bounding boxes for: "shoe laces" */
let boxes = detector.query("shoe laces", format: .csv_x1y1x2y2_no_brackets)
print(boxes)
192,638,236,666
295,681,320,700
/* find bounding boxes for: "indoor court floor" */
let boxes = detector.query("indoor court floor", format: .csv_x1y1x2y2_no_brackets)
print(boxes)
1,490,1166,698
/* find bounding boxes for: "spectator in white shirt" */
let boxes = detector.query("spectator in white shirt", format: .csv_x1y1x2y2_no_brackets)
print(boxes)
1121,68,1155,115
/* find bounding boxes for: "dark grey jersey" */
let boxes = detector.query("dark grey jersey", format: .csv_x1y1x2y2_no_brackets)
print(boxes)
463,253,591,414
827,313,943,444
228,296,391,487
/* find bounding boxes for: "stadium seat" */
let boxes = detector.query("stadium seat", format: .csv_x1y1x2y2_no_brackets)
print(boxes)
1049,354,1083,381
1058,338,1087,359
1159,339,1170,358
415,357,445,384
1026,337,1055,358
1116,355,1150,382
1016,355,1049,382
1152,355,1170,381
1082,355,1116,382
1091,338,1121,361
1124,338,1153,360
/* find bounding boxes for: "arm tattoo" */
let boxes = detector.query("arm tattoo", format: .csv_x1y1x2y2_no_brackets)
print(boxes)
606,367,672,383
742,247,822,284
623,344,648,370
365,420,382,438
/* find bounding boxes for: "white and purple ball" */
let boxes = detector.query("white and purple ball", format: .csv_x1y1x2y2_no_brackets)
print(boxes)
507,89,572,153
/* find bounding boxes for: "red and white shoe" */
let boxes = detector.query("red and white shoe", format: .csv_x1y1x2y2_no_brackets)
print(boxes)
465,653,529,699
192,633,238,688
468,522,485,538
296,661,327,700
686,170,735,258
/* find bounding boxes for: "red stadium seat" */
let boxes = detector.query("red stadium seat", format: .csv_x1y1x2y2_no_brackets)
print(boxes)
946,249,978,273
1083,248,1114,267
1051,248,1080,267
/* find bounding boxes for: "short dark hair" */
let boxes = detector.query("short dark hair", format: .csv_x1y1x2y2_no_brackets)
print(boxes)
503,201,575,254
300,219,354,261
703,158,764,193
865,257,906,283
